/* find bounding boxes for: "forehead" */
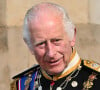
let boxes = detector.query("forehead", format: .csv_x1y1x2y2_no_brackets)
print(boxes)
29,10,67,43
30,21,66,42
30,21,67,44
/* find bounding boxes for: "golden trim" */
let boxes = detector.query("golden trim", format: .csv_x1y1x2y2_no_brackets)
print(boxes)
84,60,100,73
69,50,76,62
53,59,81,81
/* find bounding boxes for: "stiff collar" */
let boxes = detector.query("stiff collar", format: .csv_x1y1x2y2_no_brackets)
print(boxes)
41,50,81,81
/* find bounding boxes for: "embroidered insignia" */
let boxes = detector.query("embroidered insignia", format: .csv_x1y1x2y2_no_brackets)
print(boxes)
84,60,100,73
12,65,40,90
24,74,32,90
83,72,97,90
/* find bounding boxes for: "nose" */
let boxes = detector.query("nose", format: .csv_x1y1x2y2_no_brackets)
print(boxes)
46,41,56,58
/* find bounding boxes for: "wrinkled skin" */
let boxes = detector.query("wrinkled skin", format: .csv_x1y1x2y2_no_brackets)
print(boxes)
28,10,75,75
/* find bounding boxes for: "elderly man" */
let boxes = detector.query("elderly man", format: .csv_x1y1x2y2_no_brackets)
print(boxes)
11,2,100,90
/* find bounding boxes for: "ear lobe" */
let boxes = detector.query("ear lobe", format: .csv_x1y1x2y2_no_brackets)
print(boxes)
71,28,76,47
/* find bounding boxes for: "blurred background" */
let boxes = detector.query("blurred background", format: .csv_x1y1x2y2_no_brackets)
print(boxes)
0,0,100,89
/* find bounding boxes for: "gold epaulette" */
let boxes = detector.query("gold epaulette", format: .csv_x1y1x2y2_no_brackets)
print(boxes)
83,60,100,73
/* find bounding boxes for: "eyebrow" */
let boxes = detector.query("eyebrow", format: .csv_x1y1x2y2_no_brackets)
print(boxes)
34,36,63,45
34,40,46,46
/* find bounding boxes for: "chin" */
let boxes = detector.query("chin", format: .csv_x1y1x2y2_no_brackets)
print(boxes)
48,71,63,75
47,67,65,75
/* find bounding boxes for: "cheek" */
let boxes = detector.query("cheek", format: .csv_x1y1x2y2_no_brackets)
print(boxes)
63,42,72,61
59,42,70,52
34,48,46,59
59,42,72,57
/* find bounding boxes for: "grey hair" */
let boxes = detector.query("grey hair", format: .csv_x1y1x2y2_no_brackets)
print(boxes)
23,2,75,50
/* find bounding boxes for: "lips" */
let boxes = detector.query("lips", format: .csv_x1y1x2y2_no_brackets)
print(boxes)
48,57,63,65
49,60,59,63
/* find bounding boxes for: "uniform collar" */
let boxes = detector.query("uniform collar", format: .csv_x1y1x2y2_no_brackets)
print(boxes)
41,49,81,81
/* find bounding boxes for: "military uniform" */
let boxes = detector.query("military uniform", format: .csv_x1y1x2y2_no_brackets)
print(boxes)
11,51,100,90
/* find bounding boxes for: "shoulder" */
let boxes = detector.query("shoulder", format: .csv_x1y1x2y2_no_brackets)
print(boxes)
82,60,100,89
10,64,40,90
12,64,40,79
82,60,100,74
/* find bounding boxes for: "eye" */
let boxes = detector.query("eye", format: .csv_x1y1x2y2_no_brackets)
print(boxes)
52,39,61,42
51,39,62,45
36,41,46,48
55,39,61,42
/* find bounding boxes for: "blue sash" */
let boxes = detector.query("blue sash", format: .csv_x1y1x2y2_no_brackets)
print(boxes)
18,71,37,90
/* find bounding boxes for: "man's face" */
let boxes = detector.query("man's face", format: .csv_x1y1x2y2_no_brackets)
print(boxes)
29,14,75,75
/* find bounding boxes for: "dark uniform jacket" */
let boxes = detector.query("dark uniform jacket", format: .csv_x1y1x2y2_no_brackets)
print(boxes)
10,60,100,90
11,50,100,90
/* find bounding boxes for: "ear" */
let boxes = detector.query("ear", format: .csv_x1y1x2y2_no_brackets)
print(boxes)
71,28,76,47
